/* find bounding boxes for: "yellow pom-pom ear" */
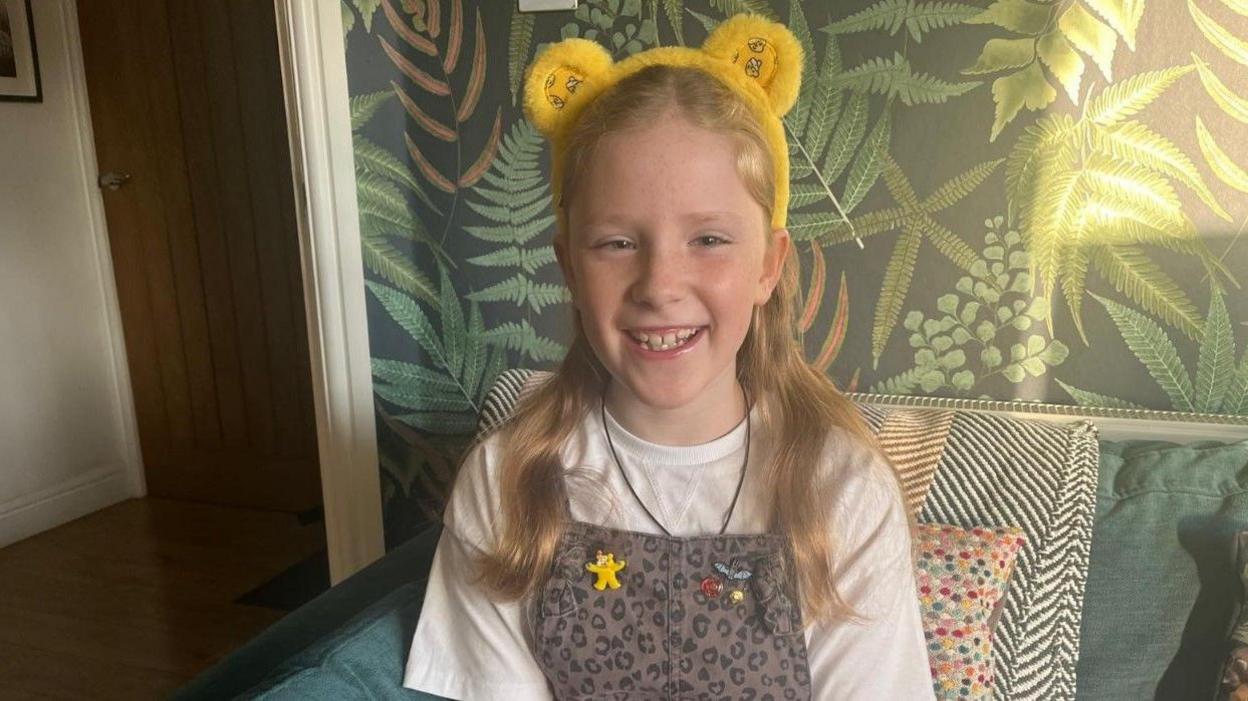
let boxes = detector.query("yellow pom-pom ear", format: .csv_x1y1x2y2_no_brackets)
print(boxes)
522,38,615,139
702,14,804,117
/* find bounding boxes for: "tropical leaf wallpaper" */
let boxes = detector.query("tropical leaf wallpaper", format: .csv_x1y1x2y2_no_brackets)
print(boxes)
341,0,1248,546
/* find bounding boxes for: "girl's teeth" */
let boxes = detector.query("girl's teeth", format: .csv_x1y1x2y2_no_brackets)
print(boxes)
632,327,698,351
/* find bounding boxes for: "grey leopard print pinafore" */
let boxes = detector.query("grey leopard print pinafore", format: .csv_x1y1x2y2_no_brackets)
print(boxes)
530,519,812,700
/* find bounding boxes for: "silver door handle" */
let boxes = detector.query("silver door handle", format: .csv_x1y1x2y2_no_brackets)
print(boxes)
98,172,132,190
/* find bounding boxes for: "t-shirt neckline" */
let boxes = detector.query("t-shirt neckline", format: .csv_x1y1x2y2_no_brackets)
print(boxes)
600,403,754,466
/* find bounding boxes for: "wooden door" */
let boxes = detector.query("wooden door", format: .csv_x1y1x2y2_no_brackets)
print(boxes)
77,0,321,513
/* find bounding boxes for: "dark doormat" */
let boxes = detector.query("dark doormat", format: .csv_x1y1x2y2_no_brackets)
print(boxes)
235,546,331,612
235,506,331,612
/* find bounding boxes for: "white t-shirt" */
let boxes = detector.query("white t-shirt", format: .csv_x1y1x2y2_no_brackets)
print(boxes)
403,402,935,700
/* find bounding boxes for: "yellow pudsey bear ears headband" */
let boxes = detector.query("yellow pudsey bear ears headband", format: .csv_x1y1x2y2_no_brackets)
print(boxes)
521,13,803,230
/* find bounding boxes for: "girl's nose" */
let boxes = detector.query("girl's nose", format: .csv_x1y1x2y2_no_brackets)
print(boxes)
629,247,686,308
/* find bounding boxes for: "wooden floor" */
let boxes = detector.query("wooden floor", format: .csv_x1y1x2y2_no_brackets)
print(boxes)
0,497,327,700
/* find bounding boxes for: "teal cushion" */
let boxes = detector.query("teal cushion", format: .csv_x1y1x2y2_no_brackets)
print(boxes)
237,577,446,700
174,524,442,700
1077,438,1248,700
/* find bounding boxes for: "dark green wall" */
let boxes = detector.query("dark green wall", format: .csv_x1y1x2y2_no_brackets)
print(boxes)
341,0,1248,545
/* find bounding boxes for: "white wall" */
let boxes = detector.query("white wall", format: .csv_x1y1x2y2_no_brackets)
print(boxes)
0,0,144,548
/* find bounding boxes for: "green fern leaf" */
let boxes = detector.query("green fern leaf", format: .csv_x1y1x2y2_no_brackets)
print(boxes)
355,171,422,231
1087,65,1194,127
1194,290,1234,412
791,208,883,241
1029,169,1085,298
463,121,556,259
355,172,447,261
462,301,488,398
686,8,718,33
465,195,549,225
1091,291,1196,411
1091,119,1231,221
806,206,908,243
873,224,923,364
832,52,981,105
1084,0,1145,51
843,109,893,212
464,215,555,245
789,142,814,181
374,383,474,413
355,135,441,215
1081,152,1189,234
822,0,910,36
1226,355,1248,416
342,4,356,35
789,183,832,209
372,358,463,396
359,230,438,305
870,366,924,394
708,0,777,19
804,37,845,163
880,148,920,208
922,158,1004,211
663,0,686,44
474,176,546,207
1005,114,1079,224
465,246,557,275
509,9,536,104
464,201,515,224
1055,378,1146,409
1088,246,1203,339
476,168,541,189
822,0,977,41
905,2,982,41
366,280,445,365
466,274,570,313
481,319,567,362
349,0,380,33
925,220,980,272
822,91,869,182
397,411,479,434
350,90,393,131
1059,232,1092,342
480,343,508,404
787,0,818,138
437,266,466,379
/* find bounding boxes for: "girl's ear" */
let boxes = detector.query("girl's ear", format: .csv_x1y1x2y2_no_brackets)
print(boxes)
756,228,792,305
554,237,578,308
522,38,615,139
701,14,804,118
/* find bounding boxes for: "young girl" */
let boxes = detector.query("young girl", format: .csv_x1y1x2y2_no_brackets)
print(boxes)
403,14,933,700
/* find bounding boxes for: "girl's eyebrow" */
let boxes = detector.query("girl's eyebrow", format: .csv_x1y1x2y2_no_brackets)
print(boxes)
584,211,742,228
684,210,742,225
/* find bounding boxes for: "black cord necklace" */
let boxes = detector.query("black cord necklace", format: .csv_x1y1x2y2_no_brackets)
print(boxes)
600,382,751,537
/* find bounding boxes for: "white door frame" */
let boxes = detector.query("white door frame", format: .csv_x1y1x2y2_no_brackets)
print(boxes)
274,0,384,584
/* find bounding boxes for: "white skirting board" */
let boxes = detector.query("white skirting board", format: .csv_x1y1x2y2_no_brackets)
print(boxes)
0,467,133,549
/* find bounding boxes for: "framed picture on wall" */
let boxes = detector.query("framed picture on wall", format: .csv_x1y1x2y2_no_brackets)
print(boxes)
0,0,40,102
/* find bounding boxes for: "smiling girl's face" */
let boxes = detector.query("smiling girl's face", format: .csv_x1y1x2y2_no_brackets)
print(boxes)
555,110,790,423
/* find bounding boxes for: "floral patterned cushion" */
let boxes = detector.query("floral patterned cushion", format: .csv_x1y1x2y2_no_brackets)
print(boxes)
1219,530,1248,700
916,523,1025,700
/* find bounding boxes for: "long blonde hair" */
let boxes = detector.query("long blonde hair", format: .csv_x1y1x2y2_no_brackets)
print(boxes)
456,64,905,625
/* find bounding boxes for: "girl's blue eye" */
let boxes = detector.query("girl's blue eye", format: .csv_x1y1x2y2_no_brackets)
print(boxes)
696,235,729,246
602,240,634,250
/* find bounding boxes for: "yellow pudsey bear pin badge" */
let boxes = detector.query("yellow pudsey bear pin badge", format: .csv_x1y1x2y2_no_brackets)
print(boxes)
586,549,627,591
521,13,804,230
